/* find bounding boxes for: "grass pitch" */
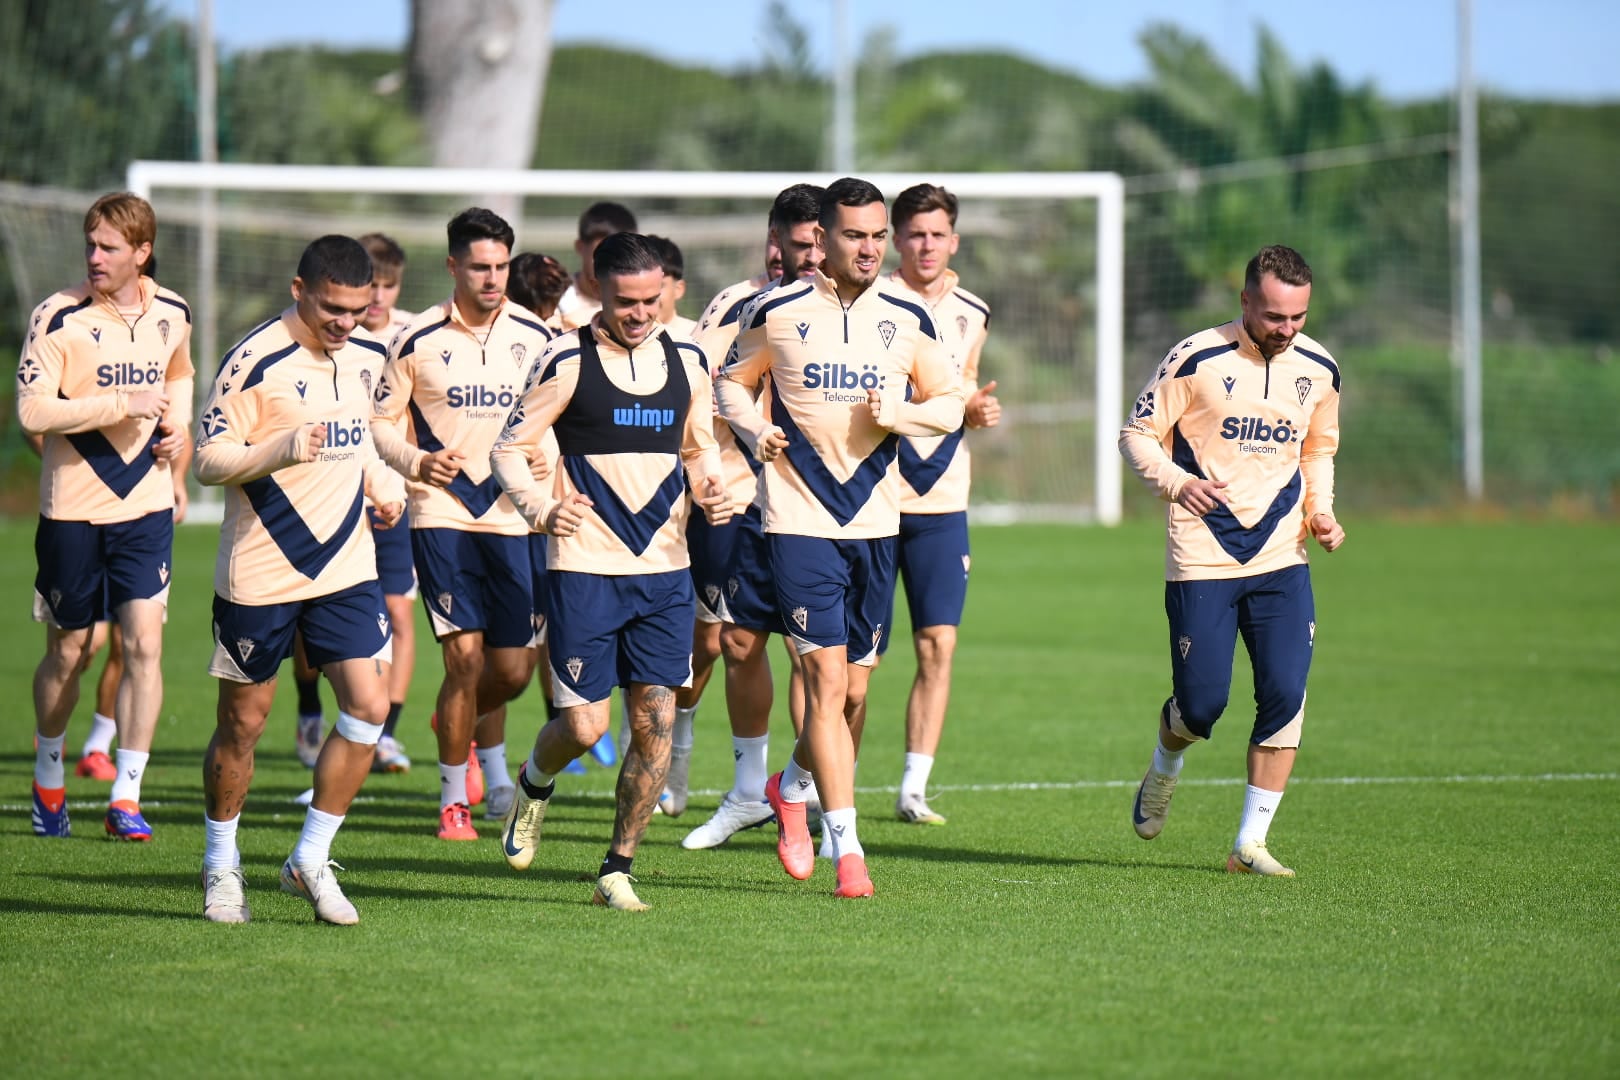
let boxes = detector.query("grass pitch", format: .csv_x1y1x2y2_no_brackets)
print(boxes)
0,518,1615,1077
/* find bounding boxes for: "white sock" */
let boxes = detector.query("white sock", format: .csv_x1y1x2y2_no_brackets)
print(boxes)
34,731,67,789
476,742,512,791
439,761,469,808
83,712,117,756
818,821,835,860
520,759,556,794
733,734,769,802
618,692,631,748
291,806,344,866
900,752,934,799
204,814,241,870
779,755,815,804
822,806,863,860
673,705,697,753
1235,784,1285,848
109,748,149,804
1152,737,1185,778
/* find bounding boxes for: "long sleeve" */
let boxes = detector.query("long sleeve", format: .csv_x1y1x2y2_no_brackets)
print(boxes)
192,384,313,487
680,359,724,485
369,344,426,481
1118,357,1195,503
1299,386,1339,519
490,350,579,532
716,324,778,457
881,330,966,437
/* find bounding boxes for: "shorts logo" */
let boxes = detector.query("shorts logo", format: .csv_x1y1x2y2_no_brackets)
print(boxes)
511,343,527,366
795,321,811,343
704,584,721,607
1222,375,1236,400
791,606,808,631
236,637,256,662
876,319,897,349
158,563,169,585
377,612,389,638
962,554,971,575
158,318,171,344
727,576,740,598
956,315,968,339
49,588,62,611
1295,377,1313,406
872,624,883,648
565,656,584,681
1308,620,1316,646
437,592,454,616
1177,634,1192,661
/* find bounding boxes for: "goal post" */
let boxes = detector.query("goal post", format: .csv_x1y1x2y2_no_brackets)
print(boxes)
127,162,1125,525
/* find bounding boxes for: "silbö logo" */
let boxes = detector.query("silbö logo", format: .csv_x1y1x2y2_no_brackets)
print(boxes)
1220,415,1297,456
613,403,677,432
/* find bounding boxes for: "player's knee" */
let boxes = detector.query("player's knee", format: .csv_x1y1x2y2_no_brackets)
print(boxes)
912,625,956,676
440,638,484,683
1167,693,1222,741
490,652,536,700
118,625,163,671
720,625,763,667
215,703,269,748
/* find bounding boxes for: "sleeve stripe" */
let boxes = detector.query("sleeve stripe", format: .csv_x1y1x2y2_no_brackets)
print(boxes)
397,317,451,360
1173,341,1239,378
45,296,94,336
878,292,938,339
1293,345,1342,393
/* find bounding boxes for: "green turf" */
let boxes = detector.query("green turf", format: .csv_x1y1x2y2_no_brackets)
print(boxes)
0,519,1615,1076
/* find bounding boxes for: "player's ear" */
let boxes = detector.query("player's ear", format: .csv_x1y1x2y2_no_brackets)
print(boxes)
290,276,306,303
948,233,960,256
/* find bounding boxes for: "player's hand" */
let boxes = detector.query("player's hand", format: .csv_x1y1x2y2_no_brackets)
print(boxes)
172,479,189,524
527,450,552,484
546,492,594,537
696,475,733,526
1176,478,1229,516
372,500,404,530
152,419,187,461
867,387,888,428
126,389,170,420
417,448,466,487
966,380,1001,428
295,421,327,462
1309,512,1345,552
756,426,788,463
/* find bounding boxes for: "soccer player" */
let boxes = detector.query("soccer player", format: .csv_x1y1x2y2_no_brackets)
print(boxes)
194,234,406,924
646,235,697,340
1119,243,1345,878
18,191,194,841
490,232,732,911
884,184,1001,826
681,182,826,848
508,251,570,325
555,201,637,331
293,232,420,775
716,178,965,898
371,208,552,838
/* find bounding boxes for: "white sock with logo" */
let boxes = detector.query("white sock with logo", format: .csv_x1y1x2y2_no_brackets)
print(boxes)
439,761,469,808
1151,737,1185,778
673,706,696,754
732,734,768,802
900,752,934,800
822,806,863,860
291,806,344,866
476,742,512,792
109,749,149,804
34,731,66,789
1235,785,1285,848
83,712,117,756
779,755,815,804
204,814,241,870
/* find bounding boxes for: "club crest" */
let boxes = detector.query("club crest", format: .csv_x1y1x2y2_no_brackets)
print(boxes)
1177,634,1192,661
1295,377,1312,406
791,606,808,631
705,584,721,607
377,612,389,638
877,319,897,349
1308,620,1316,645
437,592,454,616
359,368,372,399
49,588,62,611
158,563,170,585
236,637,256,661
956,315,968,339
511,342,527,366
565,656,584,681
727,576,740,598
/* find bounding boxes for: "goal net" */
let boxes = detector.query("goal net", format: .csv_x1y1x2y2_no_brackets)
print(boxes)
124,162,1125,524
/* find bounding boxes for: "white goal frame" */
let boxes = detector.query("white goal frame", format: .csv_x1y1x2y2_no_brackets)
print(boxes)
128,161,1125,525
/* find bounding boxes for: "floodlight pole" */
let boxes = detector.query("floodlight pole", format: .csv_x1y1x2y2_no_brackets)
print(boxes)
832,0,855,171
196,0,220,436
1457,0,1484,499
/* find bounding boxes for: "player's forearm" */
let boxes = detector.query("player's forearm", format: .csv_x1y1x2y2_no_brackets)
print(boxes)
193,429,304,487
162,376,194,429
369,418,426,481
1300,456,1336,519
889,386,966,437
491,445,557,532
715,376,771,453
1119,428,1193,502
17,390,129,435
681,447,725,485
363,457,406,507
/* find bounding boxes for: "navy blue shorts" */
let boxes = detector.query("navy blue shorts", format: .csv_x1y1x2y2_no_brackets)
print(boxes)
687,509,740,624
546,569,694,705
209,579,391,685
897,509,970,628
528,531,549,645
33,509,174,630
768,533,896,663
1165,564,1316,746
723,507,784,636
369,505,417,598
411,528,534,648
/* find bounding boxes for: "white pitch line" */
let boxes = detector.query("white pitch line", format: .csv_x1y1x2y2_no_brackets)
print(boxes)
5,771,1613,813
